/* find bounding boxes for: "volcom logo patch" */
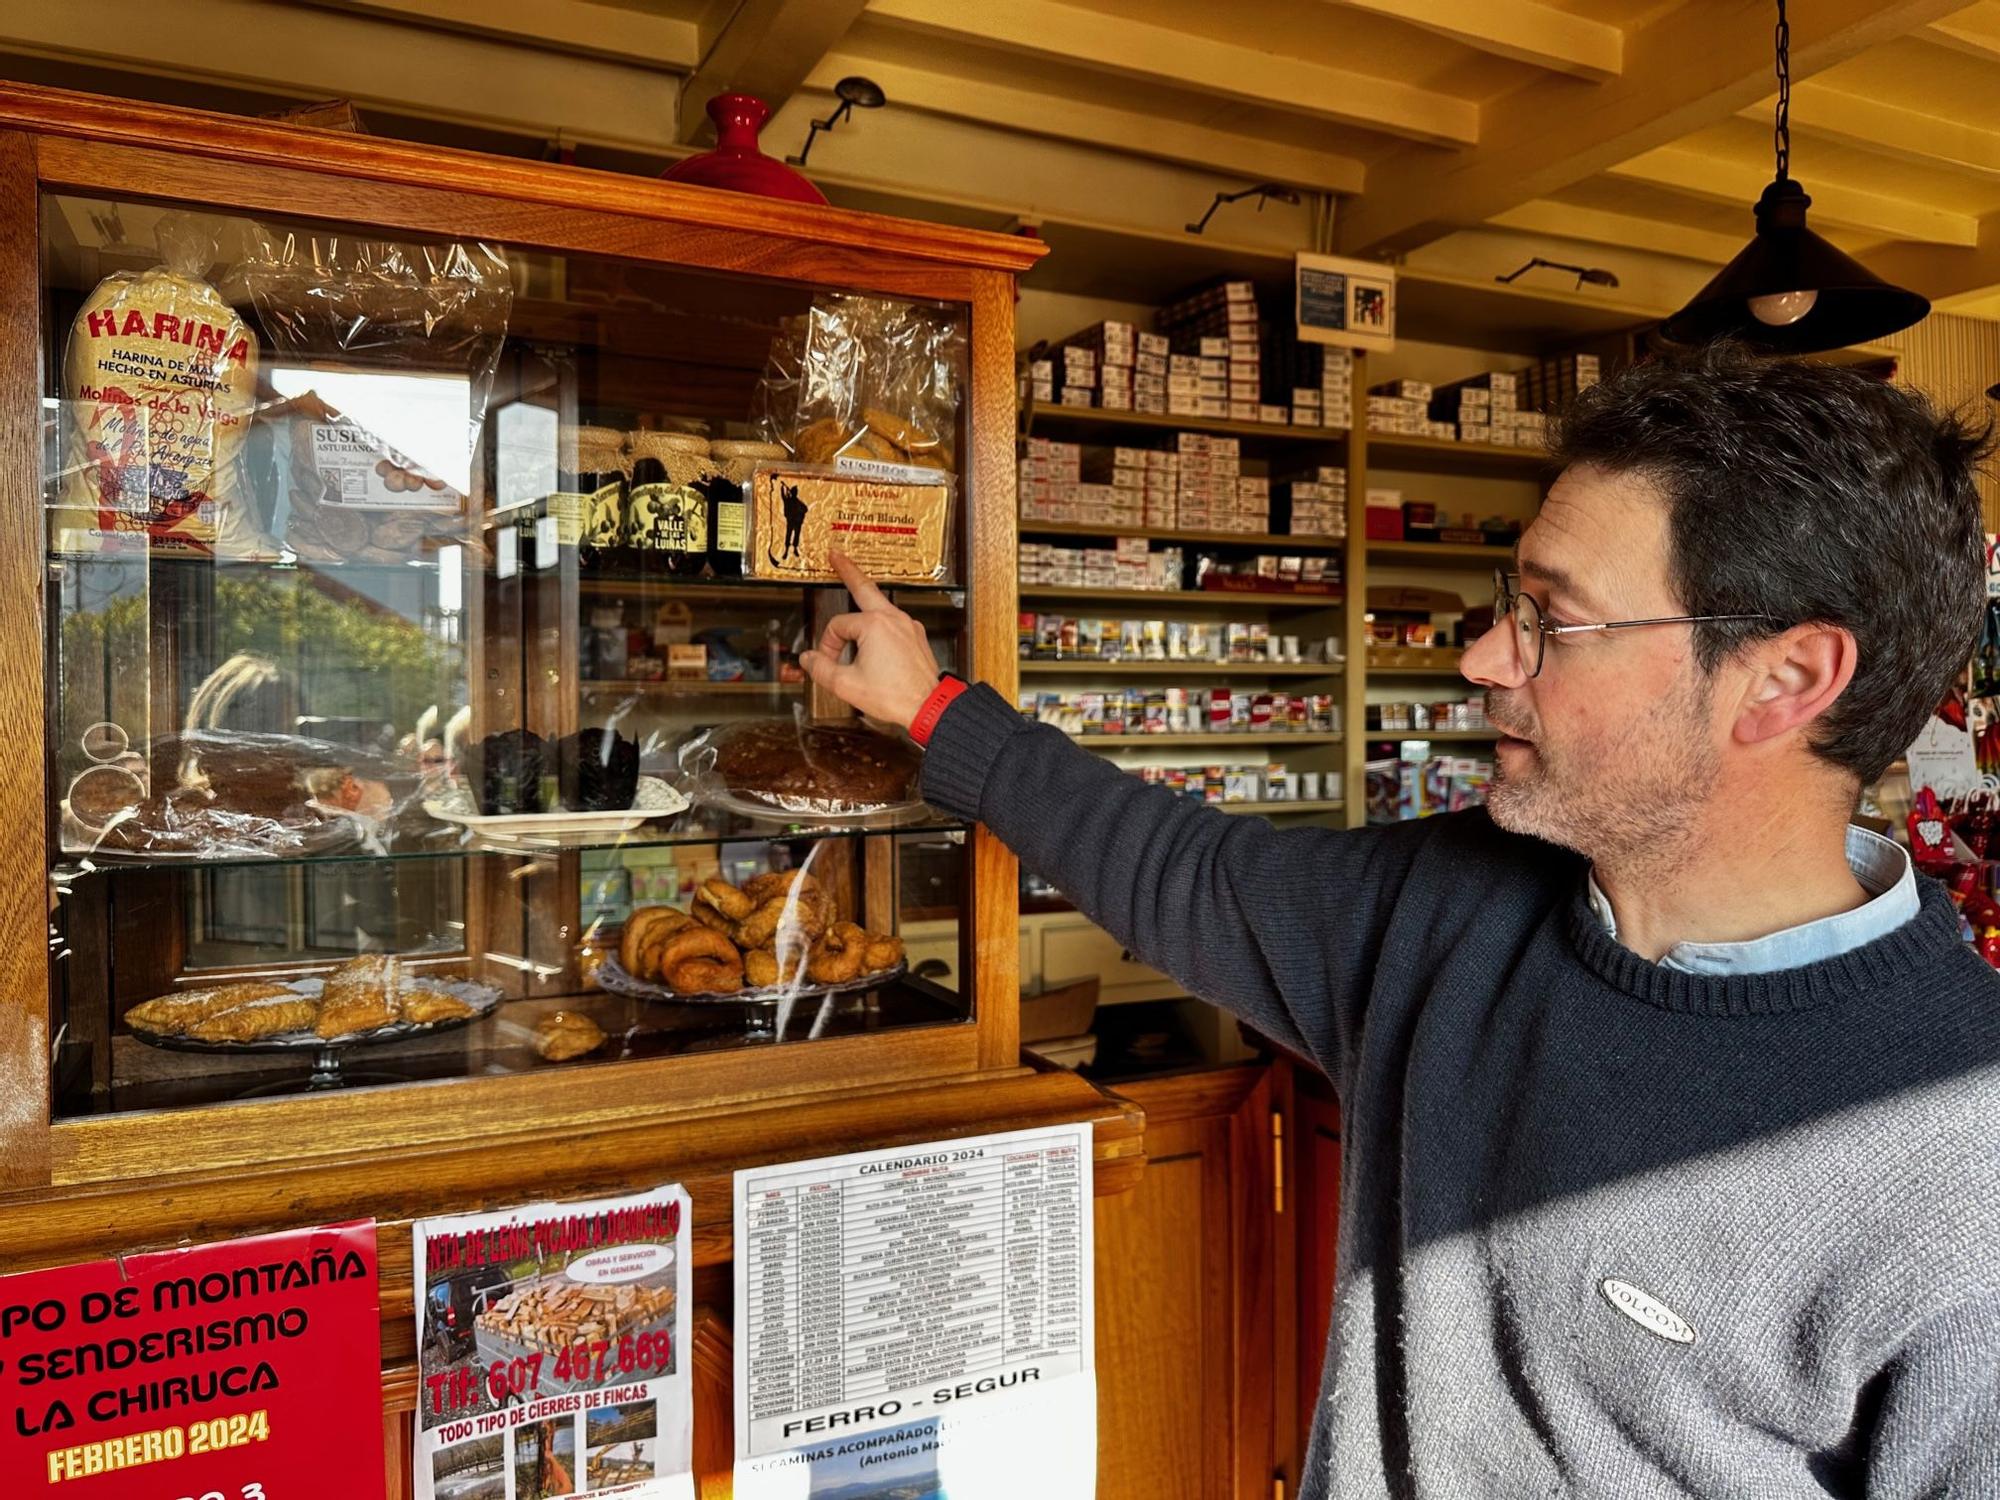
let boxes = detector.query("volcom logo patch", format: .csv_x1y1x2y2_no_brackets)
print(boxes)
1600,1278,1696,1344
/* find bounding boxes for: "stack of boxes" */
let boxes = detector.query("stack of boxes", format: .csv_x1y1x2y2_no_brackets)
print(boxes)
1175,434,1268,534
1135,330,1169,416
1289,346,1354,430
1061,321,1136,412
1366,379,1455,441
1018,436,1081,523
1019,541,1184,593
1517,352,1600,417
1160,281,1261,421
1165,347,1222,419
1280,466,1348,539
1080,445,1180,528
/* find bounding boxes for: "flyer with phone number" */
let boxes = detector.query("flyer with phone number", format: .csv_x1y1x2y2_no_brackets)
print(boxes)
0,1220,382,1500
413,1185,692,1500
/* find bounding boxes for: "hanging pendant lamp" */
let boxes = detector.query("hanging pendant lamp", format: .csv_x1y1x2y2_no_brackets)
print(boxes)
1661,0,1929,354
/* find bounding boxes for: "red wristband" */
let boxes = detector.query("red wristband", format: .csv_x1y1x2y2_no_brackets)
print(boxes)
909,675,970,747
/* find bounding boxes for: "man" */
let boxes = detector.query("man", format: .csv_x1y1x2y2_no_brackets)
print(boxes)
802,345,2000,1496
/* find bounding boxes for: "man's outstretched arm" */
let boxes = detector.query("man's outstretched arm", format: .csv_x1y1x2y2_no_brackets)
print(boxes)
802,554,1425,1076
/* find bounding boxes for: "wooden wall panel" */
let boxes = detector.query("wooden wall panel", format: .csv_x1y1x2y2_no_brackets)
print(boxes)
1882,312,2000,528
0,129,48,1189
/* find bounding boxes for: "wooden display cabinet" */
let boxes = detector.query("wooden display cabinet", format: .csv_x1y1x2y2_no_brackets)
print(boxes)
0,80,1146,1487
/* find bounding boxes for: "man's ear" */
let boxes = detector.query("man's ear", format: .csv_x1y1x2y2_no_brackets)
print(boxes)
1732,623,1857,747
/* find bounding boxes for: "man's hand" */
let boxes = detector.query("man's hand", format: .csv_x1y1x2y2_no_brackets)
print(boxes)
799,551,944,731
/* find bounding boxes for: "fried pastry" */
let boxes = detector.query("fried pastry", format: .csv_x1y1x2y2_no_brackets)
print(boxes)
188,999,318,1042
124,981,295,1035
324,953,399,996
744,946,808,989
620,907,689,980
808,922,867,985
700,878,754,920
666,957,742,995
399,988,476,1024
315,989,399,1039
533,1011,606,1062
862,934,904,973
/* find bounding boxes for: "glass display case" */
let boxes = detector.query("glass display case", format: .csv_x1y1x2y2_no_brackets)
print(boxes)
0,85,1061,1196
42,187,992,1116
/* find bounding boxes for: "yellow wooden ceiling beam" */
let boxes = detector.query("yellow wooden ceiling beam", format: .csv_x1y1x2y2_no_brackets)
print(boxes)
305,0,701,69
676,0,868,143
1863,207,2000,304
1487,199,1743,265
1335,0,1965,258
1920,12,2000,64
1318,0,1622,82
806,51,1366,194
1606,144,1980,247
863,0,1480,147
1751,82,2000,182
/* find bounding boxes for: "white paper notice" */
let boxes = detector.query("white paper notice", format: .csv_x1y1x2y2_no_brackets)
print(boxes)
733,1125,1096,1500
413,1185,694,1500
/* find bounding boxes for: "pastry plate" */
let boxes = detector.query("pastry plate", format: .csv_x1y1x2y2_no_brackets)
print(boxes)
704,789,934,828
595,953,906,1005
425,775,689,836
127,974,503,1054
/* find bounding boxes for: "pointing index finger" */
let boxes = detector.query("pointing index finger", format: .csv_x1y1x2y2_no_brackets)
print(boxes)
830,549,891,611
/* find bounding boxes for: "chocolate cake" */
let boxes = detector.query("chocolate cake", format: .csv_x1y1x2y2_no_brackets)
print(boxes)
711,720,919,811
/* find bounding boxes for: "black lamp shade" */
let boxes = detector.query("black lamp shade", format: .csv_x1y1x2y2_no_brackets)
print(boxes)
1662,178,1929,354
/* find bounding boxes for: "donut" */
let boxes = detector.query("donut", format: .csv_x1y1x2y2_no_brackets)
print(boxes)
668,957,743,995
620,908,688,979
736,890,829,950
808,922,867,985
744,947,808,989
861,934,904,973
656,925,741,975
701,878,754,920
689,898,733,933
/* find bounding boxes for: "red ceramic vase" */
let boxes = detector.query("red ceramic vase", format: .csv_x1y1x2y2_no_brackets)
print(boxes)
662,93,828,206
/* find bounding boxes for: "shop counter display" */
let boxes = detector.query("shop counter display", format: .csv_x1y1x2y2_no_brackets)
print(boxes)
0,81,1146,1490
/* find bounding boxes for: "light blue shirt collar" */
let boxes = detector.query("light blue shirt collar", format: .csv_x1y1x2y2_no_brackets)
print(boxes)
1587,825,1919,975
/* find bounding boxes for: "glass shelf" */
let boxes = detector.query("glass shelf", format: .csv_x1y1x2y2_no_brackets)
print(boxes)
55,807,972,877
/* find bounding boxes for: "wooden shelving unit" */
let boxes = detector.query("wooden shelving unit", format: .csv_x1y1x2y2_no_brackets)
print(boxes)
1019,584,1341,610
1366,542,1510,571
1365,433,1551,479
1065,732,1342,750
1020,520,1344,551
1021,399,1351,447
1361,728,1496,742
1021,660,1339,678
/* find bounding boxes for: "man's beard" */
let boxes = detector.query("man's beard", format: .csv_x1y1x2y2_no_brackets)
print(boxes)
1483,675,1718,872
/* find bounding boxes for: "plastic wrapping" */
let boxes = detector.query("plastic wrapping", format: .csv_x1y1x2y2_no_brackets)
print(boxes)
678,715,924,820
52,213,260,556
755,292,964,478
231,228,514,562
62,728,432,859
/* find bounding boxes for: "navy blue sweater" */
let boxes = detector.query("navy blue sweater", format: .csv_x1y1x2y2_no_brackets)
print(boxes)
923,684,2000,1498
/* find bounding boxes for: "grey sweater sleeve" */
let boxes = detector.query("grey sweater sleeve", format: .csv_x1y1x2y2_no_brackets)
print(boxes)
1864,1299,2000,1496
919,683,1423,1075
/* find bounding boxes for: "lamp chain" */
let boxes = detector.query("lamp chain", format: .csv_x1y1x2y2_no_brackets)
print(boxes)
1773,0,1791,181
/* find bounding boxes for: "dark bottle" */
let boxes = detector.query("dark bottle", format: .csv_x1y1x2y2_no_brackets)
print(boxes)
701,473,746,577
627,432,708,577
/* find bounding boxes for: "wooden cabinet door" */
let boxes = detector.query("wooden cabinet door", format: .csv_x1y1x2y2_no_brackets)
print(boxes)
1096,1064,1285,1500
1292,1065,1343,1467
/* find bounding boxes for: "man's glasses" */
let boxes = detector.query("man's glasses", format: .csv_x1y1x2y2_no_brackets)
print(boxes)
1494,569,1778,679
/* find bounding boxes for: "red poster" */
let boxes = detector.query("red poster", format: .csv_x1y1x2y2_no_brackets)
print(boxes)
0,1220,383,1500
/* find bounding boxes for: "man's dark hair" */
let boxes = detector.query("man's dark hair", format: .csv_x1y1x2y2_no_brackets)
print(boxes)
1551,342,1992,785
